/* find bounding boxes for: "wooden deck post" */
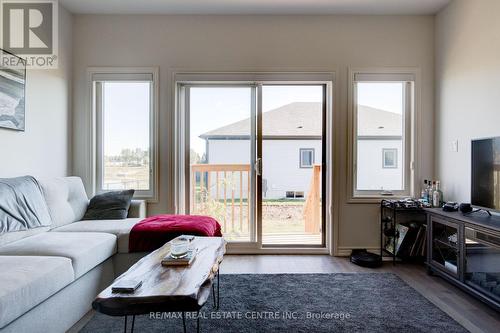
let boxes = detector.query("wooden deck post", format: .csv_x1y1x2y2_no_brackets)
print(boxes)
303,165,321,234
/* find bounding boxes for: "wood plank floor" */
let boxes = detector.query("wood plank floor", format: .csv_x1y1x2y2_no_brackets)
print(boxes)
220,255,500,333
72,255,500,333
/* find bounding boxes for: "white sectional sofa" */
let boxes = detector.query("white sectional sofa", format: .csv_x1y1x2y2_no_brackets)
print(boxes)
0,177,148,333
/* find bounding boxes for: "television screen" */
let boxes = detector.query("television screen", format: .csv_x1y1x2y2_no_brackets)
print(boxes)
471,137,500,211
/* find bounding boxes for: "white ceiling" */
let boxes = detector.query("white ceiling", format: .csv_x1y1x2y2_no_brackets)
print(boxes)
59,0,452,15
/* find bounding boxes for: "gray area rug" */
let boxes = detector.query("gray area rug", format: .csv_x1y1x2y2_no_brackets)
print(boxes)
82,273,467,332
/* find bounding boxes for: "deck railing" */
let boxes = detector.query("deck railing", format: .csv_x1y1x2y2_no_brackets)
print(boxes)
191,164,251,238
191,163,322,237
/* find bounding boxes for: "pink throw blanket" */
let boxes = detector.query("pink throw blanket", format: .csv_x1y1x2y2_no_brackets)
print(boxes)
128,214,222,252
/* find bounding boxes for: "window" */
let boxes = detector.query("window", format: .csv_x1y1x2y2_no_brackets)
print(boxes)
285,191,305,199
300,148,315,168
382,148,398,168
351,71,414,197
92,70,157,199
294,191,305,198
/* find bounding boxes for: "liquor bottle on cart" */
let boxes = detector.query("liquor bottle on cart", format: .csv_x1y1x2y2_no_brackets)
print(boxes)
421,180,429,202
432,181,443,208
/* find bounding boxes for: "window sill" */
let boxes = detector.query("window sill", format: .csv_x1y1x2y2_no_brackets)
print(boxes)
97,189,157,203
133,195,158,204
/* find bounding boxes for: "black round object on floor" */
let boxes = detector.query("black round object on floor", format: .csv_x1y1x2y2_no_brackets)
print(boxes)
350,249,382,268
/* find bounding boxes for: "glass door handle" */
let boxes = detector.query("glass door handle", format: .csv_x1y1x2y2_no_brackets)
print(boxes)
255,158,262,176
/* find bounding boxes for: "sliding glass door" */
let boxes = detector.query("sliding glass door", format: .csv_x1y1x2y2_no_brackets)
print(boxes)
187,86,256,243
260,85,325,246
180,80,327,249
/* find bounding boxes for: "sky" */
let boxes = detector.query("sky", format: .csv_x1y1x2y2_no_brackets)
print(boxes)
190,85,323,154
357,82,404,115
102,82,404,156
103,82,150,156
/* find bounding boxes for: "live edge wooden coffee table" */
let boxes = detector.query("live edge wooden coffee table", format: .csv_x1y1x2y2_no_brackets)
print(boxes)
92,236,226,333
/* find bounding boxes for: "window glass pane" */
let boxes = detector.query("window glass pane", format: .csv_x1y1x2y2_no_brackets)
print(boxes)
301,149,313,167
262,85,323,245
189,87,252,242
102,81,151,191
304,152,311,166
356,82,404,191
383,149,397,168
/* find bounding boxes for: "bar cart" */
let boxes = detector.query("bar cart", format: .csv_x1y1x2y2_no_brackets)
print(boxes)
380,199,428,264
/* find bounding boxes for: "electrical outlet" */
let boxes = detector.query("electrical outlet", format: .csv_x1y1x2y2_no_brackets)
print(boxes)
451,140,458,152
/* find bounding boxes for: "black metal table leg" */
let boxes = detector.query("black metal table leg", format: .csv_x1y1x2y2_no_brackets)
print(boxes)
392,208,396,265
211,269,221,310
216,269,220,310
212,283,216,308
182,312,187,333
123,315,136,333
197,311,200,333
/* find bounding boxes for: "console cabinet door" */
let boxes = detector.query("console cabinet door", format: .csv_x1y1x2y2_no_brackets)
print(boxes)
463,226,500,305
429,216,461,278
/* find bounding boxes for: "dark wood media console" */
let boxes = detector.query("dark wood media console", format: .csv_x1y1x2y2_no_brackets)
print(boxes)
425,208,500,312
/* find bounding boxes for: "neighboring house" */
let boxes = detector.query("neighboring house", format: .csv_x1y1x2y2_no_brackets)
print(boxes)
199,102,402,199
356,105,403,191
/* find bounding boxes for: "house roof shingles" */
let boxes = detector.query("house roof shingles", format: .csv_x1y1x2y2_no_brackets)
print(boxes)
200,102,402,138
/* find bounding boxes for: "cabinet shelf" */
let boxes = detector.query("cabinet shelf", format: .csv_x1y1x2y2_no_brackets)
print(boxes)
433,238,458,251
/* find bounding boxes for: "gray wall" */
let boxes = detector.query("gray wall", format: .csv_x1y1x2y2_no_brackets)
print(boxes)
72,14,435,253
0,6,73,178
435,0,500,203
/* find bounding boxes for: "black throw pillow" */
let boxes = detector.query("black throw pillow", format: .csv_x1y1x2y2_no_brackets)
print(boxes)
82,190,135,220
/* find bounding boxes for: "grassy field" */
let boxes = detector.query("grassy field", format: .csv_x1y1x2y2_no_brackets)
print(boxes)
192,199,321,239
103,165,149,190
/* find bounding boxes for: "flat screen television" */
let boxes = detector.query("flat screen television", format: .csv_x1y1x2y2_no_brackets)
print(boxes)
471,137,500,212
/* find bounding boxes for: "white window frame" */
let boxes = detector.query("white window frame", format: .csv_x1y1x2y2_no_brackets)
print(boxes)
299,148,315,168
88,67,159,201
382,148,398,169
348,68,418,200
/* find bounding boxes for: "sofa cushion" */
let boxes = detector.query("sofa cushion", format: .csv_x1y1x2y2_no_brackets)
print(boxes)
52,218,141,254
37,177,89,228
0,256,74,329
0,176,52,233
82,190,135,220
0,232,116,278
0,227,50,248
